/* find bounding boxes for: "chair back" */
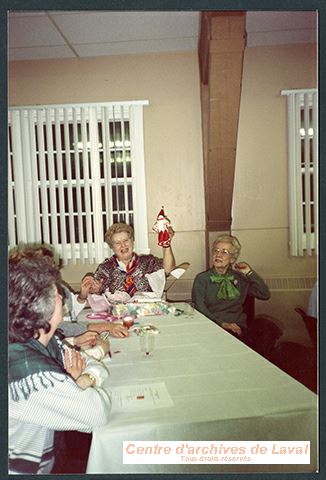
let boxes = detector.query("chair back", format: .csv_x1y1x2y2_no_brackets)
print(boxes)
295,307,317,350
243,295,255,327
164,262,190,301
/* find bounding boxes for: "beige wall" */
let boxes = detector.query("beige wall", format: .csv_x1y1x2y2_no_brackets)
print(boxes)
9,51,206,289
232,44,317,343
9,43,317,343
233,44,317,274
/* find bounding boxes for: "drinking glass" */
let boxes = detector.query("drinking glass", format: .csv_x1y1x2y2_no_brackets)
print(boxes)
139,332,155,356
122,315,135,330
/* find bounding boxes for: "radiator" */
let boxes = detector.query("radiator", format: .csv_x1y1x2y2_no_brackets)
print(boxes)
264,276,316,292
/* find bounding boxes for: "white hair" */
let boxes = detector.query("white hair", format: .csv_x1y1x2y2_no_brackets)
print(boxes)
212,234,241,259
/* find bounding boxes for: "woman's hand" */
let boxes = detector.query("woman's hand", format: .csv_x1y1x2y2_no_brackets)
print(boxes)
95,338,110,355
108,323,129,338
168,226,175,241
76,373,96,389
87,322,129,338
162,227,176,273
64,349,86,380
73,331,99,348
233,262,252,276
89,277,104,294
77,275,103,302
222,322,242,336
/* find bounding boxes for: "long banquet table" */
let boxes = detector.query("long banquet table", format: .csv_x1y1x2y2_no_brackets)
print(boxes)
79,307,317,474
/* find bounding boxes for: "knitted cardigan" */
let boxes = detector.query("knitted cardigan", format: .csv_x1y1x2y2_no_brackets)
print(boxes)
9,335,111,474
192,268,270,327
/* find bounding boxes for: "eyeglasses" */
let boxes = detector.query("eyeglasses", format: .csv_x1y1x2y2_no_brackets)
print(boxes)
112,238,131,247
213,248,234,257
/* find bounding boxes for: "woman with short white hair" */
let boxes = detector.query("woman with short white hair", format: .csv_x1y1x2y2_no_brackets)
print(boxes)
192,234,270,338
92,222,176,295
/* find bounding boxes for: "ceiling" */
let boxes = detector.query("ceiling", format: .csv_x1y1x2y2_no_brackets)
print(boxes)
8,10,317,62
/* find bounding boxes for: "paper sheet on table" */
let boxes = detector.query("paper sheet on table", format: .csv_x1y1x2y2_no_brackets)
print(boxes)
110,382,174,411
144,269,166,299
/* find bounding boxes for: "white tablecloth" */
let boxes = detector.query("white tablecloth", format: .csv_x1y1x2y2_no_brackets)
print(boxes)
80,309,317,474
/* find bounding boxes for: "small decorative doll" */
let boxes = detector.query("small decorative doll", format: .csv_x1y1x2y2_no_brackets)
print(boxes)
152,207,172,247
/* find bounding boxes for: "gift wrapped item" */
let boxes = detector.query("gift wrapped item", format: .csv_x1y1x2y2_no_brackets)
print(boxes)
87,294,110,313
135,302,167,316
105,290,132,304
111,303,132,318
112,302,169,317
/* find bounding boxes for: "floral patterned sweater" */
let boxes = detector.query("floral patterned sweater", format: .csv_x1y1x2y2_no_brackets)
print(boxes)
94,253,163,295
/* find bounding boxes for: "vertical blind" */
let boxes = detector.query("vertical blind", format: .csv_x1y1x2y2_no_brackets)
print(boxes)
281,89,318,256
8,101,149,264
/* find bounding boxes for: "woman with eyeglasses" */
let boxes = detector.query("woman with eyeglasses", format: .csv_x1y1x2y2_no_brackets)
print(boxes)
91,222,176,297
192,234,270,340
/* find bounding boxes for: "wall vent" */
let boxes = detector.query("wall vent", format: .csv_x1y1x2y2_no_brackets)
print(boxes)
264,276,316,291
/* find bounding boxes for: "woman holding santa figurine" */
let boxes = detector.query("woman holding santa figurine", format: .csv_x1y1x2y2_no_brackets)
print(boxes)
91,214,176,297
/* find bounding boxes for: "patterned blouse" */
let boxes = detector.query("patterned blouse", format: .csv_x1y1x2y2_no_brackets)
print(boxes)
94,253,163,295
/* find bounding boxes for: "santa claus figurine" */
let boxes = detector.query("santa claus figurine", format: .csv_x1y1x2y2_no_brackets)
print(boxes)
153,207,172,247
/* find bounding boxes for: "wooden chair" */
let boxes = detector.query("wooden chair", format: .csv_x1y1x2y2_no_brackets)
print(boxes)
243,295,283,359
243,295,255,326
268,307,317,393
294,306,317,350
164,262,190,302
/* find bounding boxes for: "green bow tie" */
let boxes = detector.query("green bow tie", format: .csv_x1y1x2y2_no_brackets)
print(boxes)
210,271,240,300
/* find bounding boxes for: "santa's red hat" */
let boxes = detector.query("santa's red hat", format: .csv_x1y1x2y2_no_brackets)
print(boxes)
157,206,165,217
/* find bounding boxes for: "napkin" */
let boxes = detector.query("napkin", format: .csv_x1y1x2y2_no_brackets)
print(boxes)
144,269,166,299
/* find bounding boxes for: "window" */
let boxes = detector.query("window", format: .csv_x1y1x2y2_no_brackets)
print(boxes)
8,101,150,264
281,89,318,256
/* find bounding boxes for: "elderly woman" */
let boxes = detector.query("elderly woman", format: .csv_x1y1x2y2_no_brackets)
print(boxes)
192,234,270,339
9,243,128,338
92,222,176,295
9,254,111,474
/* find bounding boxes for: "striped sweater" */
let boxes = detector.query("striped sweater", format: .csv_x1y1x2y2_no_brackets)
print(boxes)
9,338,111,475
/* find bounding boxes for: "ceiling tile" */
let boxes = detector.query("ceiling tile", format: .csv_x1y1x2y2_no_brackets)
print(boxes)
9,46,76,61
8,10,317,61
74,37,198,57
9,15,66,47
50,11,200,44
246,11,317,33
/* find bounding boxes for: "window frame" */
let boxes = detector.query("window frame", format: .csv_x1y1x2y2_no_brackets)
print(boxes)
8,100,150,264
281,88,318,256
